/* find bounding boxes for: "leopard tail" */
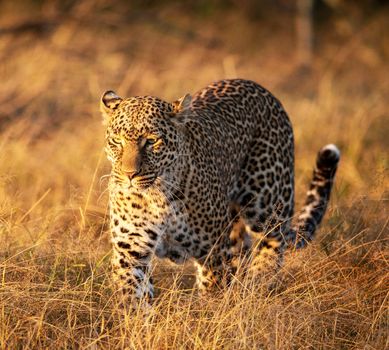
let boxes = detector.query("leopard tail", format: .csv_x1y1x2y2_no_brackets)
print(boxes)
291,144,340,249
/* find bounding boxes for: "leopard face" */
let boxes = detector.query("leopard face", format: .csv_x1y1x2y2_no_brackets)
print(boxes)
101,94,188,191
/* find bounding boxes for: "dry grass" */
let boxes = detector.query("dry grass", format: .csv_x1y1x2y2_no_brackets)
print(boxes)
0,1,388,349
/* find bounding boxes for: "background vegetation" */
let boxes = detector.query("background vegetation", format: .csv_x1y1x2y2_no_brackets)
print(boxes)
0,0,387,348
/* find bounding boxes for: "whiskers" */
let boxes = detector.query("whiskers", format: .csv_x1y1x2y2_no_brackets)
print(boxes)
97,187,110,204
95,173,110,203
99,173,111,187
131,173,157,189
155,177,190,220
159,178,189,203
106,172,131,196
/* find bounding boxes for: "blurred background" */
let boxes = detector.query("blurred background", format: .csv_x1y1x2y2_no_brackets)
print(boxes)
0,1,388,347
1,0,387,134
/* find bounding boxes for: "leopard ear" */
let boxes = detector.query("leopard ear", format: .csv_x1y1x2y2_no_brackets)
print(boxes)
172,93,192,114
100,90,122,125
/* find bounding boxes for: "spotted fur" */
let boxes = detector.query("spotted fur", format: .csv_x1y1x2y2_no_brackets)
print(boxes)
100,79,340,303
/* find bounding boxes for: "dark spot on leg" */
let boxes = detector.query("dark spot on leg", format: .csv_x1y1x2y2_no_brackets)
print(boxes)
145,228,158,240
175,234,185,242
117,241,131,250
132,203,142,209
182,241,192,248
241,192,255,207
129,250,149,260
119,258,130,268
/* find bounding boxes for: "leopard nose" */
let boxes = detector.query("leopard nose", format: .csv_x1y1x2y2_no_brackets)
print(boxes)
123,169,141,180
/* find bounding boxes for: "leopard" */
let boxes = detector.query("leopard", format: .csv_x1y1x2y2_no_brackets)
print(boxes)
100,78,340,304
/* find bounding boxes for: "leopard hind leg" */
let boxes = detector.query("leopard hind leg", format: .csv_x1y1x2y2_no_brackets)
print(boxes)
232,146,294,278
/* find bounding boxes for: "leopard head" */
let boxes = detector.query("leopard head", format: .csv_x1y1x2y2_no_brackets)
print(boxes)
101,90,191,191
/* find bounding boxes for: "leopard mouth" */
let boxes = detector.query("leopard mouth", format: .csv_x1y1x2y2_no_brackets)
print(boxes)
131,173,157,189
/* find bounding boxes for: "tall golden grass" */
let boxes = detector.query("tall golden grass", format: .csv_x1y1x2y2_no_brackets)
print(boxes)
0,1,388,348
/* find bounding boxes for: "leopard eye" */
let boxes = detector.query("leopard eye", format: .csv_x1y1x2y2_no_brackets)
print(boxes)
145,137,161,148
109,137,123,146
146,138,157,145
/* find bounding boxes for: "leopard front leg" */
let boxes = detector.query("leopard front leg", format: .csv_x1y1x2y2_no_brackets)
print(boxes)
111,238,154,305
111,221,160,307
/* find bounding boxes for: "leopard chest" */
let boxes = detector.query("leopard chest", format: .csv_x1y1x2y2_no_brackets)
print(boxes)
109,188,185,239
